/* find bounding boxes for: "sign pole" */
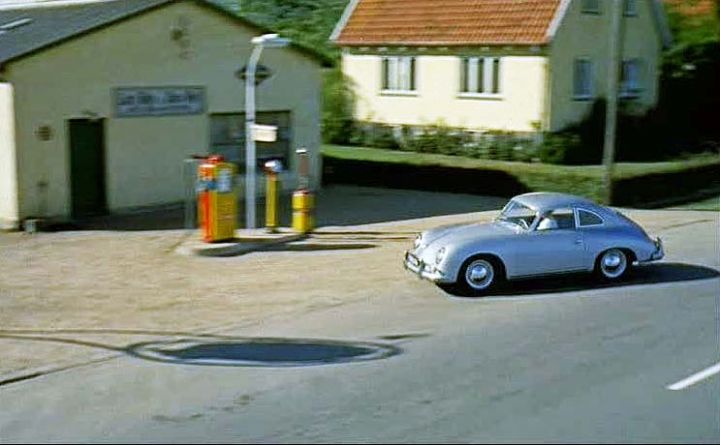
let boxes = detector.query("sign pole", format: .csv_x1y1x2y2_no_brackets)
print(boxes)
245,44,263,230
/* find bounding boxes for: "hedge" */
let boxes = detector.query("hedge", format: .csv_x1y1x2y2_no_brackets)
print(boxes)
321,146,720,207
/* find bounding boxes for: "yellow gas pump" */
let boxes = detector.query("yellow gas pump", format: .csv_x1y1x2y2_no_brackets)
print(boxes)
264,160,283,233
292,148,314,234
198,155,237,242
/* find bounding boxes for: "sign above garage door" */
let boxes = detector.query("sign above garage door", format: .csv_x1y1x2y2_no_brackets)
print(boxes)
114,86,205,117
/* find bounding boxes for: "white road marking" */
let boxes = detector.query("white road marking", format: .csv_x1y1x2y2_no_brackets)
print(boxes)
667,362,720,391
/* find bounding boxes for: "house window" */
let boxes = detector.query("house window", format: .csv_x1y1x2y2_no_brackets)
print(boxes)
460,57,501,95
573,58,593,99
624,0,638,16
381,56,416,92
620,59,642,98
581,0,601,14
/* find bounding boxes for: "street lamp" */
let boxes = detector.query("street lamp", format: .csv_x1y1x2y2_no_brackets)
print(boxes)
245,33,290,230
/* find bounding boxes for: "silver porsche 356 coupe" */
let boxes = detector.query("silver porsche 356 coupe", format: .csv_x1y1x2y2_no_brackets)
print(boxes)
404,192,664,296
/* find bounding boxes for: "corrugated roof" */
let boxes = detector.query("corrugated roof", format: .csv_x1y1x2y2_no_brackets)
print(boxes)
0,0,172,64
0,0,331,66
334,0,563,47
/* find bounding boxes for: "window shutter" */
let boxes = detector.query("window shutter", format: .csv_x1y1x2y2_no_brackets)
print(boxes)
477,57,485,93
410,57,416,91
381,57,389,90
492,58,501,94
461,58,468,92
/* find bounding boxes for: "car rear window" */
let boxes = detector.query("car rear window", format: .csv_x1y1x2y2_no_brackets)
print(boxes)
578,209,603,226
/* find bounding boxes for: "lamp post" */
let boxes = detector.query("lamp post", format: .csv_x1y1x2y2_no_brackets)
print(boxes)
244,33,290,230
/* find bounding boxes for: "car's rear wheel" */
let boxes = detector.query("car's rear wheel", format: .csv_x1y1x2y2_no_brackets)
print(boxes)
595,248,629,280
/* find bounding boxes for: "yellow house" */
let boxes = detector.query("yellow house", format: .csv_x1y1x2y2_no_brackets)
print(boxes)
0,0,328,230
332,0,671,134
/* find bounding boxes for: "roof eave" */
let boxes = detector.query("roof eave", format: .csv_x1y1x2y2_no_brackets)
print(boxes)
335,41,550,48
329,0,361,43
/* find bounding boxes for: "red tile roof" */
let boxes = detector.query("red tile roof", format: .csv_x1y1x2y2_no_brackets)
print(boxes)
334,0,563,47
664,0,716,18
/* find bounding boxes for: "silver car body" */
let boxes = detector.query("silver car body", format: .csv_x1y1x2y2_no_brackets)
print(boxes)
404,192,664,283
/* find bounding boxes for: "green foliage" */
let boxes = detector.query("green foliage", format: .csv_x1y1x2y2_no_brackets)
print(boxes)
538,99,605,165
349,122,538,162
660,1,720,146
234,0,348,60
349,123,400,149
322,67,356,144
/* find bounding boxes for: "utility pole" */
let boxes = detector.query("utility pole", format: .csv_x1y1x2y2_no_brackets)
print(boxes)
602,0,624,205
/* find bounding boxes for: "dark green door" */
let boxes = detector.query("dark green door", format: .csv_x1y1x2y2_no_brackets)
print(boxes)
69,119,106,217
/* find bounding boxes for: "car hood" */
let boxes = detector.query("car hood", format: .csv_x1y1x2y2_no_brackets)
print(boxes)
420,220,518,248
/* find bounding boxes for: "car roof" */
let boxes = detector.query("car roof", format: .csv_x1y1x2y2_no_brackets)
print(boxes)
511,192,601,212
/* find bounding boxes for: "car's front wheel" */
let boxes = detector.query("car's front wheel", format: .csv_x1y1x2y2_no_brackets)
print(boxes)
452,256,504,297
595,248,629,280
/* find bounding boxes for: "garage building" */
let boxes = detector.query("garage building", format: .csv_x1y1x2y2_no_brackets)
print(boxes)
0,0,327,229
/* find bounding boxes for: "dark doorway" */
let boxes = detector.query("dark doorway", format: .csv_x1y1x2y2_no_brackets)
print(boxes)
68,119,107,217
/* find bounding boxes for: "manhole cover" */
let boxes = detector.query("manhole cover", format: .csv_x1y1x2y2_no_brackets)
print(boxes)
127,337,399,367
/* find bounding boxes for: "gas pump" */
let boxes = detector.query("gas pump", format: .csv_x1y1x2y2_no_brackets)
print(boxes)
292,148,314,234
197,155,237,242
263,160,283,233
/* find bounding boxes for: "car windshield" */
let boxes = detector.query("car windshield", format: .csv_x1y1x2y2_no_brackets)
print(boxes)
496,200,537,230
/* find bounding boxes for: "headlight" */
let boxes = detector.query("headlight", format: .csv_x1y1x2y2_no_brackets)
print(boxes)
414,234,422,249
435,247,446,264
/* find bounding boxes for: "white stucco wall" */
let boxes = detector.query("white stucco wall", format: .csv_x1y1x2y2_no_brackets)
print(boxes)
0,83,18,229
548,0,664,131
342,52,548,132
5,0,322,222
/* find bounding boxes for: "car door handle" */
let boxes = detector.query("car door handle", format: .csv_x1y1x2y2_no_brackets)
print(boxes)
574,238,583,245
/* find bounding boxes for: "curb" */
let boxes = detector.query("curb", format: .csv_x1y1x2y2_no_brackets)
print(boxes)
176,230,308,257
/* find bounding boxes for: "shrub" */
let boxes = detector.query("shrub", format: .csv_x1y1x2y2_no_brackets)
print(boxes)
322,67,356,145
355,121,539,162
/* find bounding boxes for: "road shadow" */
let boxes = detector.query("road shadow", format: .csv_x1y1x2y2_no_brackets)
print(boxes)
36,186,505,232
127,338,399,367
446,262,719,298
264,242,377,252
0,330,401,384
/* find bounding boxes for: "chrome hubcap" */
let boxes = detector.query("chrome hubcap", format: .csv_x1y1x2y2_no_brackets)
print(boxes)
600,250,627,278
465,260,494,290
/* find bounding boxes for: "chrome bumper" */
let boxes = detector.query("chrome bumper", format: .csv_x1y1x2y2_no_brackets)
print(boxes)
651,237,664,261
404,251,449,282
639,237,665,264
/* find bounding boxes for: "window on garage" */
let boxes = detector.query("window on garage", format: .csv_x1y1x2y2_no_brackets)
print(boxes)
210,111,291,171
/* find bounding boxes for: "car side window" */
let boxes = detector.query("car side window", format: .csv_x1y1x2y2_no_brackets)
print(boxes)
538,208,575,231
578,209,604,226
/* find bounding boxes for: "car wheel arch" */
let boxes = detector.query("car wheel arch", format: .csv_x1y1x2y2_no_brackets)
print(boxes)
595,246,637,265
458,253,507,282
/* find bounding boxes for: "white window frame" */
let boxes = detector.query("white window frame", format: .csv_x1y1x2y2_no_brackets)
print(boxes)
620,59,642,98
459,56,502,99
581,0,601,14
573,58,594,100
381,56,417,95
624,0,638,17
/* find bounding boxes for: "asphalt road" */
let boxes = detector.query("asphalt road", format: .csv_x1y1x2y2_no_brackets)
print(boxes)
0,216,718,443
